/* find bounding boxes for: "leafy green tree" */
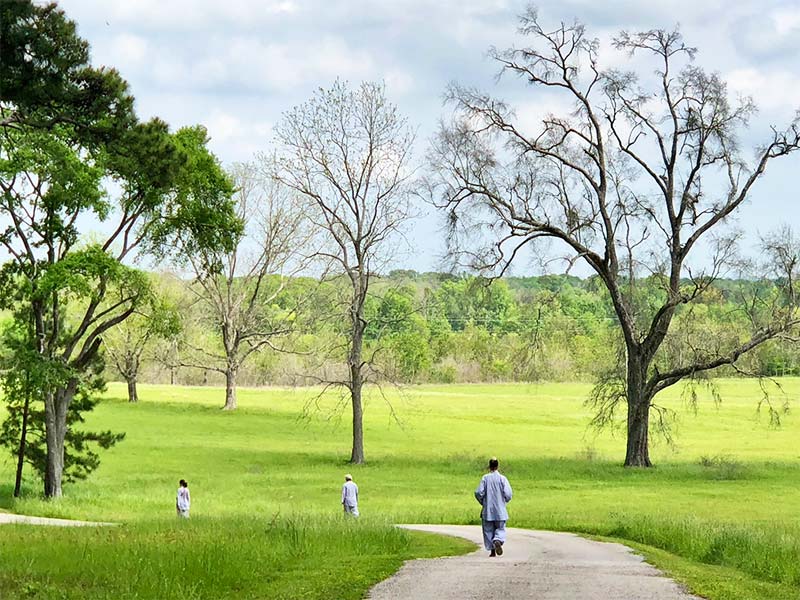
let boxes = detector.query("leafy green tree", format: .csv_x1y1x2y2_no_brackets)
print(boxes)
437,277,519,333
0,1,239,497
0,318,124,496
366,288,433,381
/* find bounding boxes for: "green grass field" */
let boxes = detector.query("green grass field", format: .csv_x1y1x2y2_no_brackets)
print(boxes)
1,379,799,599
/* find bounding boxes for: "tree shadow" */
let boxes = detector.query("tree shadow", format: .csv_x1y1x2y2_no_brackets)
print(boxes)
0,482,17,510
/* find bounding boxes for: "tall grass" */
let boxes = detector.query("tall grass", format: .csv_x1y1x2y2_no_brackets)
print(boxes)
604,516,800,587
0,516,473,599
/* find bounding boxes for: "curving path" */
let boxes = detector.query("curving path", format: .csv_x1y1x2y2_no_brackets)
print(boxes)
368,525,703,600
0,512,112,527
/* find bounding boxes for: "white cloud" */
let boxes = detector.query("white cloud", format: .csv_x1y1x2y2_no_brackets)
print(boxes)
774,6,800,35
385,69,415,95
135,35,375,93
727,67,800,113
111,33,148,63
201,111,274,163
66,0,300,32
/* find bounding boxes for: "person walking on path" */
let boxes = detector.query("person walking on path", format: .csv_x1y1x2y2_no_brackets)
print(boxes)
474,457,512,557
342,474,359,517
176,479,191,519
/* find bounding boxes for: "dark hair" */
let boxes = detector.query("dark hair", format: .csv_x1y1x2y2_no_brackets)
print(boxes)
488,458,499,471
179,479,188,487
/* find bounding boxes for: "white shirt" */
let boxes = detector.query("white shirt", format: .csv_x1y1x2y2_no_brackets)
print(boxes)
177,487,191,511
341,481,359,507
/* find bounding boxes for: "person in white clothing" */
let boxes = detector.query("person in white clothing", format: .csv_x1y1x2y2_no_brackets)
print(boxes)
341,474,359,517
176,479,191,518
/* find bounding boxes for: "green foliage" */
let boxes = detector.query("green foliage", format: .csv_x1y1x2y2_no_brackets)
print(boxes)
0,1,136,141
144,271,800,387
0,0,240,494
146,126,242,262
435,277,518,333
0,322,124,483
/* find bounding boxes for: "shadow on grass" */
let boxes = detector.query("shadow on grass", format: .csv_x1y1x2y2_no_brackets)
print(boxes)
0,479,47,510
355,453,799,483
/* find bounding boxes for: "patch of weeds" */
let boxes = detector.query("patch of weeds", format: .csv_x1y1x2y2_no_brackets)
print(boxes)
576,446,602,462
698,455,746,480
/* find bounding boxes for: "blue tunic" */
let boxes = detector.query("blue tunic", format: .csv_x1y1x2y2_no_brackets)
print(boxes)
474,471,512,521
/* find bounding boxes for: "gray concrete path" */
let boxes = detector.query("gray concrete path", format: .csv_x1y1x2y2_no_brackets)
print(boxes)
368,524,703,600
0,512,112,527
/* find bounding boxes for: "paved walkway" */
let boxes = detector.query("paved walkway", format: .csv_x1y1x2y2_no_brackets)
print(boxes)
0,512,113,527
368,525,703,600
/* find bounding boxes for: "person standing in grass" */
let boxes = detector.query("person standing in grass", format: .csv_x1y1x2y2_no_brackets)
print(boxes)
342,474,359,517
475,457,512,557
176,479,191,519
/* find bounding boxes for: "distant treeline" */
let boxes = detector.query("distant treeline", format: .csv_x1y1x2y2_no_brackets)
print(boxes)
110,271,799,387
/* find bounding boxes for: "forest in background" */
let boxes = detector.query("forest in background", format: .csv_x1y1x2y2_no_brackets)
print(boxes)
89,270,800,388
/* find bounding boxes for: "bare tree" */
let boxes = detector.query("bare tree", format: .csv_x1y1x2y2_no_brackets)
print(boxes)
429,8,800,466
181,162,310,410
274,80,414,463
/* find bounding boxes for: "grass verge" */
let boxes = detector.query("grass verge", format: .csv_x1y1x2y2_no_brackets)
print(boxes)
0,516,475,599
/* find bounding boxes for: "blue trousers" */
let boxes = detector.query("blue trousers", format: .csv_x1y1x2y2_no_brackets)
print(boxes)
481,519,506,551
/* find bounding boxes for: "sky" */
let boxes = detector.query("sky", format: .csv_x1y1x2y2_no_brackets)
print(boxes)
56,0,800,275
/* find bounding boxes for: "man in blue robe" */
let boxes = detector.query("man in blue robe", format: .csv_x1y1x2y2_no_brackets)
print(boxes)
474,457,513,557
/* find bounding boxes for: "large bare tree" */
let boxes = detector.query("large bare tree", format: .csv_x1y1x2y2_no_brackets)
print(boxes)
274,80,414,463
181,162,311,410
430,9,800,466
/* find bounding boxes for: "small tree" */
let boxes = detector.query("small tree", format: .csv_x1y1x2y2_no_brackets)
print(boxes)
430,9,800,466
275,81,415,463
103,289,181,403
0,318,124,495
179,162,311,410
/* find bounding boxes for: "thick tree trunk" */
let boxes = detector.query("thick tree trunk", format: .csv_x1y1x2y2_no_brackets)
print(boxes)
43,382,78,497
125,355,139,403
126,376,138,403
223,367,237,410
350,364,364,464
624,353,652,467
349,301,365,464
13,388,31,498
43,394,66,498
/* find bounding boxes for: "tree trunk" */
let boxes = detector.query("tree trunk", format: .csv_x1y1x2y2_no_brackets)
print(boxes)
126,376,138,403
13,387,31,498
43,381,79,498
349,301,365,464
43,393,66,498
125,355,139,402
624,352,652,467
223,366,237,410
350,363,364,464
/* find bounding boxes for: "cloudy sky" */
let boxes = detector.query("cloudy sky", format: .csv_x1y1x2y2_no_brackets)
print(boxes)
57,0,800,274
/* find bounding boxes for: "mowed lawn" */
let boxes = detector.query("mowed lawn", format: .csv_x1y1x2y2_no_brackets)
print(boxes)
1,379,799,599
